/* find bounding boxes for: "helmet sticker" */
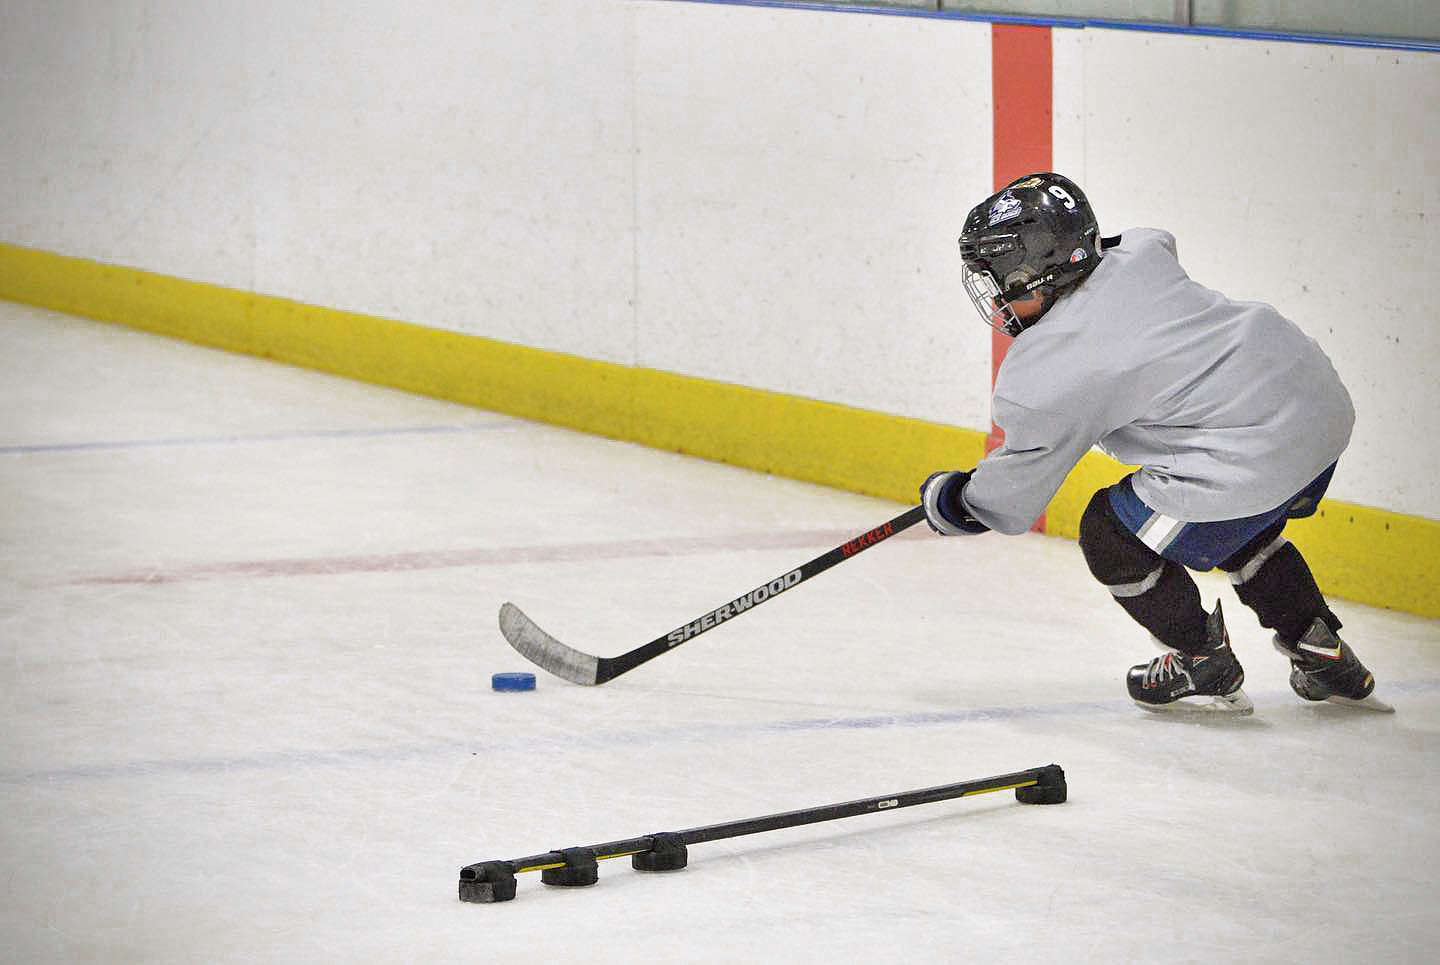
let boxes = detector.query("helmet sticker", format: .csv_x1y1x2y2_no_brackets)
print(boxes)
1010,176,1045,189
1048,184,1077,210
987,192,1022,226
1069,247,1088,263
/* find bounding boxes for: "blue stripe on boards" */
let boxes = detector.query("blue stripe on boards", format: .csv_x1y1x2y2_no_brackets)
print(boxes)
663,0,1440,53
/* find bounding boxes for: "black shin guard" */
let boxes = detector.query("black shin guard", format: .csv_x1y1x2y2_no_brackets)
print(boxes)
1221,531,1338,643
1114,560,1209,654
1079,489,1209,653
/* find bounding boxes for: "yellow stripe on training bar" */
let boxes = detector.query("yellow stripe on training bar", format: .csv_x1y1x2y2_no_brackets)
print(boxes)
963,780,1038,797
517,850,647,874
1,242,1433,620
518,862,567,874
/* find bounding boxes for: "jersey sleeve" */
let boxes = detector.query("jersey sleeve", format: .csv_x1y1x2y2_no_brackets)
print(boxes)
960,393,1105,535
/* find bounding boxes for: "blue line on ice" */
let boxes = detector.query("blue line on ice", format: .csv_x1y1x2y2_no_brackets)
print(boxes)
2,678,1433,786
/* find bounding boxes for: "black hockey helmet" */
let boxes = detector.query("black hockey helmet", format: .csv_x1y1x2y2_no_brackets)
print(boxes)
958,172,1100,337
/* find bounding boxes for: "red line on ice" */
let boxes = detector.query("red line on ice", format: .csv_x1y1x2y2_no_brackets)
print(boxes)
74,525,921,585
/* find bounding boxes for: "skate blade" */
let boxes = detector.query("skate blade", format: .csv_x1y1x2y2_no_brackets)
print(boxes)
1135,688,1254,715
1320,692,1395,713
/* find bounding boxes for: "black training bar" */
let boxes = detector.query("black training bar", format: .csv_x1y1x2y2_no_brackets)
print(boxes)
458,763,1066,902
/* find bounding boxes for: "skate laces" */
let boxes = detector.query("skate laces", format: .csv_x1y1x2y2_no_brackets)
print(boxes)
1142,652,1189,687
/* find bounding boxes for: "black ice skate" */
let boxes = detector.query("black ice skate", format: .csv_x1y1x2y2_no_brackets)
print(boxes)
1273,619,1394,713
1127,601,1253,714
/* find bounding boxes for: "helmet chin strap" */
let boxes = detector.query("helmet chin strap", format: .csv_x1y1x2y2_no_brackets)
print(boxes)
996,285,1056,335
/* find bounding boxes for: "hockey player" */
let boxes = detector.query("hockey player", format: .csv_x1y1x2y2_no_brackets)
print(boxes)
921,172,1391,714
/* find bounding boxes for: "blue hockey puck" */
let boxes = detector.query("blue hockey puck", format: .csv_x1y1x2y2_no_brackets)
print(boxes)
491,672,536,692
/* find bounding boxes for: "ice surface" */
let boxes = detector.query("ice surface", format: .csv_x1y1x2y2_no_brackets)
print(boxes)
2,303,1438,963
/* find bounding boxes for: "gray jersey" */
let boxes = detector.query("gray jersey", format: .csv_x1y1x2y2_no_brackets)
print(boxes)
962,228,1354,535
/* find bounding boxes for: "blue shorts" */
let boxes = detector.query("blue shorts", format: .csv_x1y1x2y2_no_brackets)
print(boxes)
1106,464,1336,572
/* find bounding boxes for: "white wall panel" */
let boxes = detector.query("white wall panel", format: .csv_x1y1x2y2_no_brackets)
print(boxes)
632,3,995,424
246,0,642,363
1,0,257,285
1050,29,1089,190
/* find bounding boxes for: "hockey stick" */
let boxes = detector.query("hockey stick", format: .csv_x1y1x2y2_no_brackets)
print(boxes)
498,504,928,685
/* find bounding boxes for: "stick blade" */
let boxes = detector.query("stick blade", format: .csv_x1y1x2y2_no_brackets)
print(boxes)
498,603,601,685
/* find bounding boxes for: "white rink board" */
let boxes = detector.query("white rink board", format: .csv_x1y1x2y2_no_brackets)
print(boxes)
632,2,995,422
1,1,1438,517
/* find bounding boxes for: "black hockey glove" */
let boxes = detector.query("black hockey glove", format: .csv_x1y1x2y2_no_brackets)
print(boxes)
920,470,990,536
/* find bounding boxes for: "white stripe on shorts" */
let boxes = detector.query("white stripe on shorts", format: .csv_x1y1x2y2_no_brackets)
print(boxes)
1137,511,1186,554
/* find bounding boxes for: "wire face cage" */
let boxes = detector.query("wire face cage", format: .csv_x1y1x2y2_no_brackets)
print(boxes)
962,263,1023,337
